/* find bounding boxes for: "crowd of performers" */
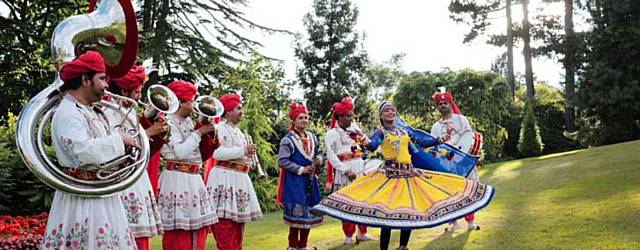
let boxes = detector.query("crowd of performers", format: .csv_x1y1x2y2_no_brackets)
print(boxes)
39,51,494,250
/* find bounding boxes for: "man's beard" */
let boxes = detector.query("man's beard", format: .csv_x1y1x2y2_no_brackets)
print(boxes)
88,80,104,102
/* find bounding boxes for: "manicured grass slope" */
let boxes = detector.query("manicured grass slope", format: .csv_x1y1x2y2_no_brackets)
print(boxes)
151,140,640,249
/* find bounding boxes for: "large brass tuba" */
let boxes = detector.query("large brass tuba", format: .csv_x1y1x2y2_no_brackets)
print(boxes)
15,0,149,197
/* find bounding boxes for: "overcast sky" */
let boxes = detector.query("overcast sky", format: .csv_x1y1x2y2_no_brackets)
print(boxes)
241,0,573,91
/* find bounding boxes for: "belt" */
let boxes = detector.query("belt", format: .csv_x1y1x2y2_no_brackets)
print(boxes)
215,161,250,173
338,152,361,162
63,168,100,181
166,161,201,174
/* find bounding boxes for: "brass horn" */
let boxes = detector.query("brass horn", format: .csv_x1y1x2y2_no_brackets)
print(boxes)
15,0,148,197
139,85,180,114
194,95,225,121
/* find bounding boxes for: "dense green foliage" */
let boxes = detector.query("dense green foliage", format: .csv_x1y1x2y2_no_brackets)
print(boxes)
0,113,54,214
394,69,511,162
577,0,640,145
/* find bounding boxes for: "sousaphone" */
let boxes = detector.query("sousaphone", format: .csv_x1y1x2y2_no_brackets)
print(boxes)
15,0,149,197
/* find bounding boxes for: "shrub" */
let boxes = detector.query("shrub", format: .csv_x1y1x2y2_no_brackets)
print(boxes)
518,100,544,157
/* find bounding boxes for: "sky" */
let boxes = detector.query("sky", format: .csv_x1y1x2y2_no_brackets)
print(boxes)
0,0,576,92
241,0,572,91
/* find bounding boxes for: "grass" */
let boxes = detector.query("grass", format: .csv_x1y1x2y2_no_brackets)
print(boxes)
151,140,640,249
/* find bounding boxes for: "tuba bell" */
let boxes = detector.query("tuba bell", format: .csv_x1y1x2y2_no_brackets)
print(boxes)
15,0,149,197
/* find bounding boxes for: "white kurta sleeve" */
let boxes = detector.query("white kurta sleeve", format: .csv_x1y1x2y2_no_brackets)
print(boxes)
56,114,125,166
458,115,473,133
162,122,202,160
430,123,440,136
213,125,246,161
324,130,349,172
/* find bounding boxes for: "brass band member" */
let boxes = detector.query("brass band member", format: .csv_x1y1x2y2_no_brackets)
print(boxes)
208,93,263,250
42,51,136,249
157,81,218,250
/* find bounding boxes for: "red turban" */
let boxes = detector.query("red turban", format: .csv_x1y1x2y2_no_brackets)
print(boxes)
219,93,242,111
332,97,354,116
110,65,145,90
167,80,197,102
330,97,354,129
59,51,106,82
432,91,461,114
288,102,308,120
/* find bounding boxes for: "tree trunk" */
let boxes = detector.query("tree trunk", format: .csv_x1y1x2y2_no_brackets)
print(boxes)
506,0,515,99
563,0,577,131
522,0,535,99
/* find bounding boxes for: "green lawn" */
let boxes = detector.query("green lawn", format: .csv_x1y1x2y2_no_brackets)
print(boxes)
151,140,640,249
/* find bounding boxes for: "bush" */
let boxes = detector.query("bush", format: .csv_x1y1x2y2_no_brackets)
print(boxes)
518,100,544,157
0,113,54,215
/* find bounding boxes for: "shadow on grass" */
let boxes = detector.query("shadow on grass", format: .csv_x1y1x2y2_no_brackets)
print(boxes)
420,230,471,250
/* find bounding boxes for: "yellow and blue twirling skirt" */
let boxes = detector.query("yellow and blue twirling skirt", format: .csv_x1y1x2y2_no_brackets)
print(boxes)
313,134,494,229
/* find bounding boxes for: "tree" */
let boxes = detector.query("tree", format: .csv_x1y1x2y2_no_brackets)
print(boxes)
521,0,535,99
0,0,81,118
518,99,544,157
295,0,369,119
577,0,640,145
563,0,577,131
529,0,582,131
449,0,517,97
139,0,290,92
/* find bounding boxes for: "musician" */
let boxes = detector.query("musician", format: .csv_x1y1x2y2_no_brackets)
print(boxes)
104,65,164,250
208,93,263,250
324,97,374,245
430,90,480,231
275,102,323,250
42,51,136,249
157,80,218,250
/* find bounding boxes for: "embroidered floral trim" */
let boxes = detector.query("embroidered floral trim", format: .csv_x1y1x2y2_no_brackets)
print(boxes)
121,192,143,224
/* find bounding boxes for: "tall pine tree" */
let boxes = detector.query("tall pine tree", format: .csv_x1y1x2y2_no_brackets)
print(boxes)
295,0,369,119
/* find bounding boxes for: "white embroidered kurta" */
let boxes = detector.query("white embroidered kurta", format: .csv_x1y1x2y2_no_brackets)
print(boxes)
42,94,135,250
157,114,218,230
430,114,478,180
103,101,163,238
207,121,263,222
325,125,367,190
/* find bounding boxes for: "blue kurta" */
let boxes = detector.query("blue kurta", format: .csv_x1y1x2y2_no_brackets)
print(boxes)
277,131,323,228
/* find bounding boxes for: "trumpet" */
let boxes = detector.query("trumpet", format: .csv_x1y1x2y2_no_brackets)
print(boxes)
245,133,266,178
